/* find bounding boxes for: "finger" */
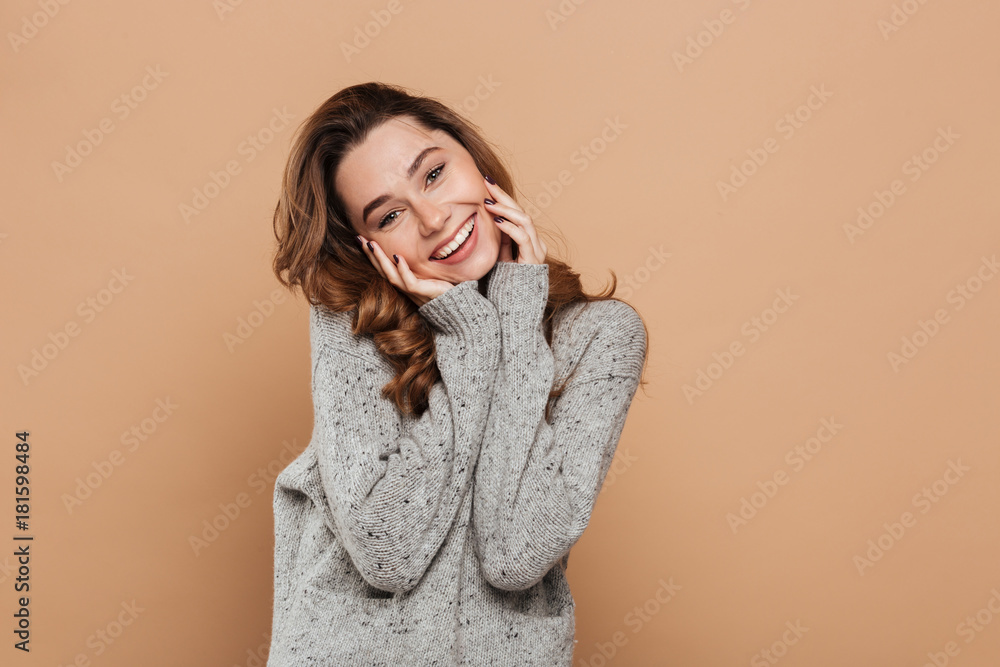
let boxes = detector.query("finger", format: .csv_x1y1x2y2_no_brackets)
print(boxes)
368,239,408,288
483,199,545,258
493,217,539,262
392,254,452,305
493,214,546,264
498,229,513,263
483,175,520,209
358,236,387,278
482,200,529,226
483,177,546,263
392,253,424,293
381,250,423,296
491,207,542,256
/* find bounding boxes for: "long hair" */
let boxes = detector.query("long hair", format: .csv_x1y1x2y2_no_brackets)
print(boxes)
272,81,648,418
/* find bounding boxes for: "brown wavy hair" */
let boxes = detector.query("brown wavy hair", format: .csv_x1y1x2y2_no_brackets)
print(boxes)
271,81,648,418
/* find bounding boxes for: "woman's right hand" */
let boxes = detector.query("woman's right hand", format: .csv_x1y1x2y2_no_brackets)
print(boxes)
358,235,456,308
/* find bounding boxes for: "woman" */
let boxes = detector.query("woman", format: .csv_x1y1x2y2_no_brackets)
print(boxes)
267,81,649,666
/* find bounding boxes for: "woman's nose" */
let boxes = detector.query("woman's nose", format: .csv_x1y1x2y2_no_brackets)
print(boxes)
413,199,448,233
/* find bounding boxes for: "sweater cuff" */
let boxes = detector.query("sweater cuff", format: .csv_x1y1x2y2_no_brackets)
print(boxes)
485,261,549,327
417,279,495,337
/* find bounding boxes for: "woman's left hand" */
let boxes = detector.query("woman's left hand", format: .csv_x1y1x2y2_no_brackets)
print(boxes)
483,176,548,265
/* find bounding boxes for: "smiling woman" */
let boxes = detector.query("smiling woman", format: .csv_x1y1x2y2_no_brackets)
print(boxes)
335,115,506,287
268,81,650,666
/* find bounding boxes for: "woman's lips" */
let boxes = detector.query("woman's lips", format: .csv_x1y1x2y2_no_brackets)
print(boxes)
430,213,477,262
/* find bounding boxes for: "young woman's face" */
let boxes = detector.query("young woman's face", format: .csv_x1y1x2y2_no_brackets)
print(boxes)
335,116,503,285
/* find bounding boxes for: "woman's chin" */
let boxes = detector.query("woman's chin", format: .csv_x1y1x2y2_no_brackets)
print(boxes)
421,250,498,284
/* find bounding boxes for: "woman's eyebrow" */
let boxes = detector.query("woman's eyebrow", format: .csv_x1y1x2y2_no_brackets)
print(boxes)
361,146,443,226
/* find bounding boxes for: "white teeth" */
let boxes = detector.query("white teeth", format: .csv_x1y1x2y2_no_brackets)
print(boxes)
433,218,475,259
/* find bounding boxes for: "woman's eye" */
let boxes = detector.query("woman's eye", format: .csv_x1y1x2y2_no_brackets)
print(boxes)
377,210,398,229
377,164,445,229
426,164,444,184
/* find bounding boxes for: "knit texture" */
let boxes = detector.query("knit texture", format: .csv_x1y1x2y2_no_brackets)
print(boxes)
268,261,646,666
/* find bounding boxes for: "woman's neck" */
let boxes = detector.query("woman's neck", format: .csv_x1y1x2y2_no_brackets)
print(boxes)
478,266,493,297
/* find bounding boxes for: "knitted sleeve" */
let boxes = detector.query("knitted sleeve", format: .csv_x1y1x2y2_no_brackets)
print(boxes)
310,279,501,594
472,261,646,591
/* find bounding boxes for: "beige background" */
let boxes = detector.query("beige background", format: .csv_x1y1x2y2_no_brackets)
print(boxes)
2,0,999,665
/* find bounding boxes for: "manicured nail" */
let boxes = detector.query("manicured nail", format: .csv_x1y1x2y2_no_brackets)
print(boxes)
484,198,496,205
484,174,497,185
367,241,374,252
393,254,399,264
494,216,505,224
357,235,364,246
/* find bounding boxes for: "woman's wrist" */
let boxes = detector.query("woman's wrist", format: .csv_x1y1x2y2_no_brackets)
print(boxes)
418,279,497,338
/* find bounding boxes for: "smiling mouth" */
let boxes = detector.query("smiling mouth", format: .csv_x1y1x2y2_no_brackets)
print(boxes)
430,215,476,260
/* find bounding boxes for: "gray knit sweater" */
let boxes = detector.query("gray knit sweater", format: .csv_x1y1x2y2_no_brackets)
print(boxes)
267,260,646,666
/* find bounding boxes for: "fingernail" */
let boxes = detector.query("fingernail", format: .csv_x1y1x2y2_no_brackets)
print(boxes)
367,241,374,252
484,174,497,185
393,254,399,264
484,198,496,205
357,235,364,246
494,216,505,224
